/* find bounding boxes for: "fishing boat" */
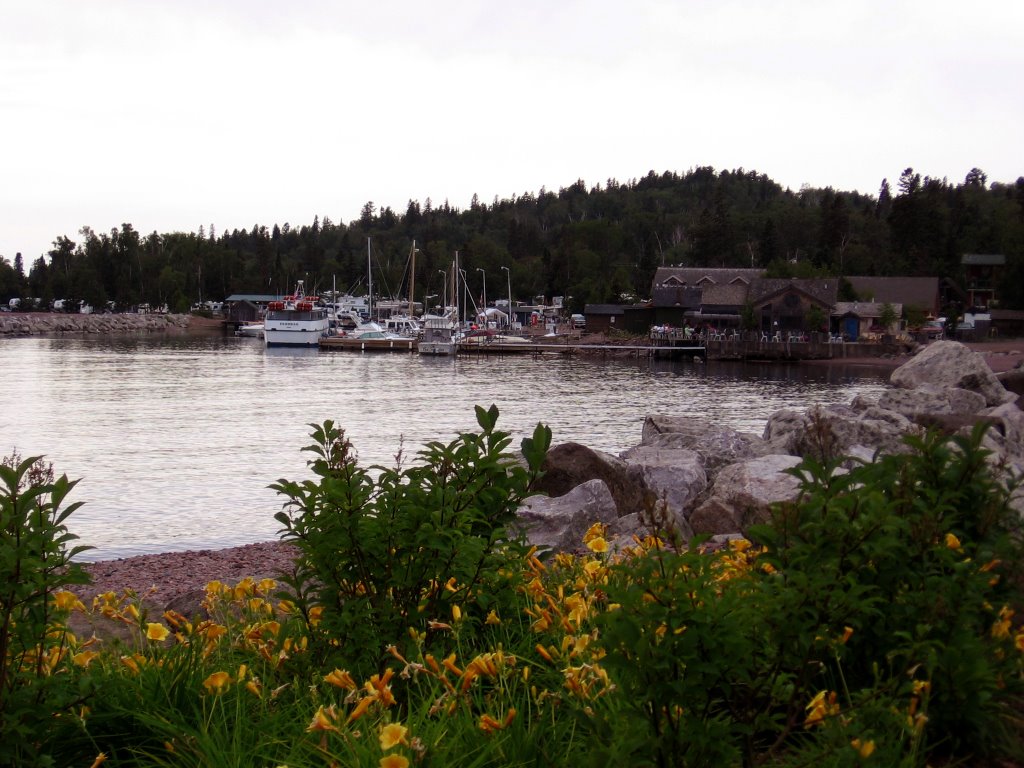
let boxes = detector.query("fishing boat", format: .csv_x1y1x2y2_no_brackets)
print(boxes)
264,280,329,347
418,315,457,355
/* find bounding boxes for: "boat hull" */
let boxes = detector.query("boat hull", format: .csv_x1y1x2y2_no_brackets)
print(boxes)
418,341,456,355
264,325,328,346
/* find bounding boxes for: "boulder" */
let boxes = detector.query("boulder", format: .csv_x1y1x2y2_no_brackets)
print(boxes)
763,404,918,460
877,386,987,419
979,402,1024,463
890,340,1015,407
997,369,1024,406
517,479,620,553
689,455,804,536
533,442,645,516
619,445,707,533
640,415,771,479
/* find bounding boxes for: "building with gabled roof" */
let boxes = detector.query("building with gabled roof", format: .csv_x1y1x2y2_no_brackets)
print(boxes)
845,276,940,317
962,254,1006,309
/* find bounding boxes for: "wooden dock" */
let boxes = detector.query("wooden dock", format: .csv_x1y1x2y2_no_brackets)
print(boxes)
318,335,705,358
319,336,417,352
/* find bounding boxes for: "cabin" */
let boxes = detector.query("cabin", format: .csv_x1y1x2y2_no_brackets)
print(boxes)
747,279,837,334
961,254,1006,309
832,302,903,341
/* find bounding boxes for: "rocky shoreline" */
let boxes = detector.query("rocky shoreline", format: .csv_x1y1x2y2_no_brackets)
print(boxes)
0,311,195,335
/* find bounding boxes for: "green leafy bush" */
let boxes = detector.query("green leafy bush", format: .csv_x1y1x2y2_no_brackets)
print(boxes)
0,452,91,767
591,425,1024,766
272,405,551,677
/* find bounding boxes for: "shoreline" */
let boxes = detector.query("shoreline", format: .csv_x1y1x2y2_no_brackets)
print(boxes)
72,541,298,609
46,333,1023,604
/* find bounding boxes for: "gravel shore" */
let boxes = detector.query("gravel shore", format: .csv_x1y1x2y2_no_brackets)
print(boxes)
72,541,298,610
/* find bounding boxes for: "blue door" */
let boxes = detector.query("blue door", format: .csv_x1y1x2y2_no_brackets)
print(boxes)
843,317,859,341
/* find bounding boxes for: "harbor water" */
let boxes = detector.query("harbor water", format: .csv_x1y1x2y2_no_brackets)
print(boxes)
0,334,892,561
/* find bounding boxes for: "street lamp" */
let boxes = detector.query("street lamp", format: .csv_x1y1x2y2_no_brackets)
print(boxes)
500,266,512,330
476,268,487,328
459,269,468,326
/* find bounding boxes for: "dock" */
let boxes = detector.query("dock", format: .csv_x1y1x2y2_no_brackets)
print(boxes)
318,335,705,358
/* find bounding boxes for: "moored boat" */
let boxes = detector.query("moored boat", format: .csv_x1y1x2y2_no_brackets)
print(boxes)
264,281,329,347
235,322,264,338
418,315,457,355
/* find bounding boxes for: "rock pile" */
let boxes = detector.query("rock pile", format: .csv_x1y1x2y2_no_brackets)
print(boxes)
517,340,1024,553
0,313,192,335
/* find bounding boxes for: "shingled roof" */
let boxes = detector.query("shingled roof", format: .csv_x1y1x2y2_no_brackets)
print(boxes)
652,267,763,308
748,278,838,307
845,276,939,314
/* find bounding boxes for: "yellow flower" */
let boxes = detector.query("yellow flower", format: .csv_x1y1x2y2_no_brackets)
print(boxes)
73,650,100,668
452,604,462,623
53,590,84,612
146,622,170,642
840,626,854,644
324,668,357,690
202,671,232,694
804,690,839,728
478,708,516,733
485,610,501,625
583,521,607,544
586,536,609,553
379,756,409,768
307,704,340,733
944,532,962,551
850,738,876,758
87,753,108,768
379,722,408,750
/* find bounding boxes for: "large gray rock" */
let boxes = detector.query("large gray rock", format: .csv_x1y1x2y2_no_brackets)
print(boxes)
877,386,987,419
619,445,707,533
979,402,1024,463
689,455,804,536
640,415,771,479
533,442,645,516
517,479,620,553
890,341,1015,407
763,405,918,461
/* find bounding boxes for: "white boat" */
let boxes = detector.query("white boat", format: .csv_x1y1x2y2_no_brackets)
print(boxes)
263,281,329,347
235,322,264,338
418,315,457,355
336,321,407,341
383,314,422,337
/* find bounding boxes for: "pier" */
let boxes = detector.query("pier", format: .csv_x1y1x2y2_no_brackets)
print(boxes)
317,335,704,358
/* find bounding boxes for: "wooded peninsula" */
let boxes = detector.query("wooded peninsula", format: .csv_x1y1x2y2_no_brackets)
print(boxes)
3,166,1022,315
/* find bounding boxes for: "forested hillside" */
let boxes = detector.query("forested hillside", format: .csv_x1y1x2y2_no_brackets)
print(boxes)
3,166,1023,313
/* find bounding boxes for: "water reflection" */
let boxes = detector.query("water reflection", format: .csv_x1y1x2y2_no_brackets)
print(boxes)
0,335,891,560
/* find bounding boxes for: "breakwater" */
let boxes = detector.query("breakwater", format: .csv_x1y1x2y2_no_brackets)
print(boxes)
0,312,192,335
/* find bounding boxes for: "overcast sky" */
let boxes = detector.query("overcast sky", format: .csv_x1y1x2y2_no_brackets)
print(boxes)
2,0,1021,262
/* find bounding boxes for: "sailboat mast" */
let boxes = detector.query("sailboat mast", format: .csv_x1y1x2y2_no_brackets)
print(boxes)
367,237,373,322
408,240,416,318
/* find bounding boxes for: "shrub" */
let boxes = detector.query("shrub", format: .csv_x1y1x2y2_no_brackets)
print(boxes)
0,452,91,767
272,405,551,677
590,425,1024,766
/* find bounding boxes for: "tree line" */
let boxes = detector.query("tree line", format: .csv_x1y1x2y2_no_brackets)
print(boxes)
2,166,1022,314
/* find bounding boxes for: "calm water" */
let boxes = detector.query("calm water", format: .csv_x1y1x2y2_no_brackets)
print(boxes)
0,333,892,561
